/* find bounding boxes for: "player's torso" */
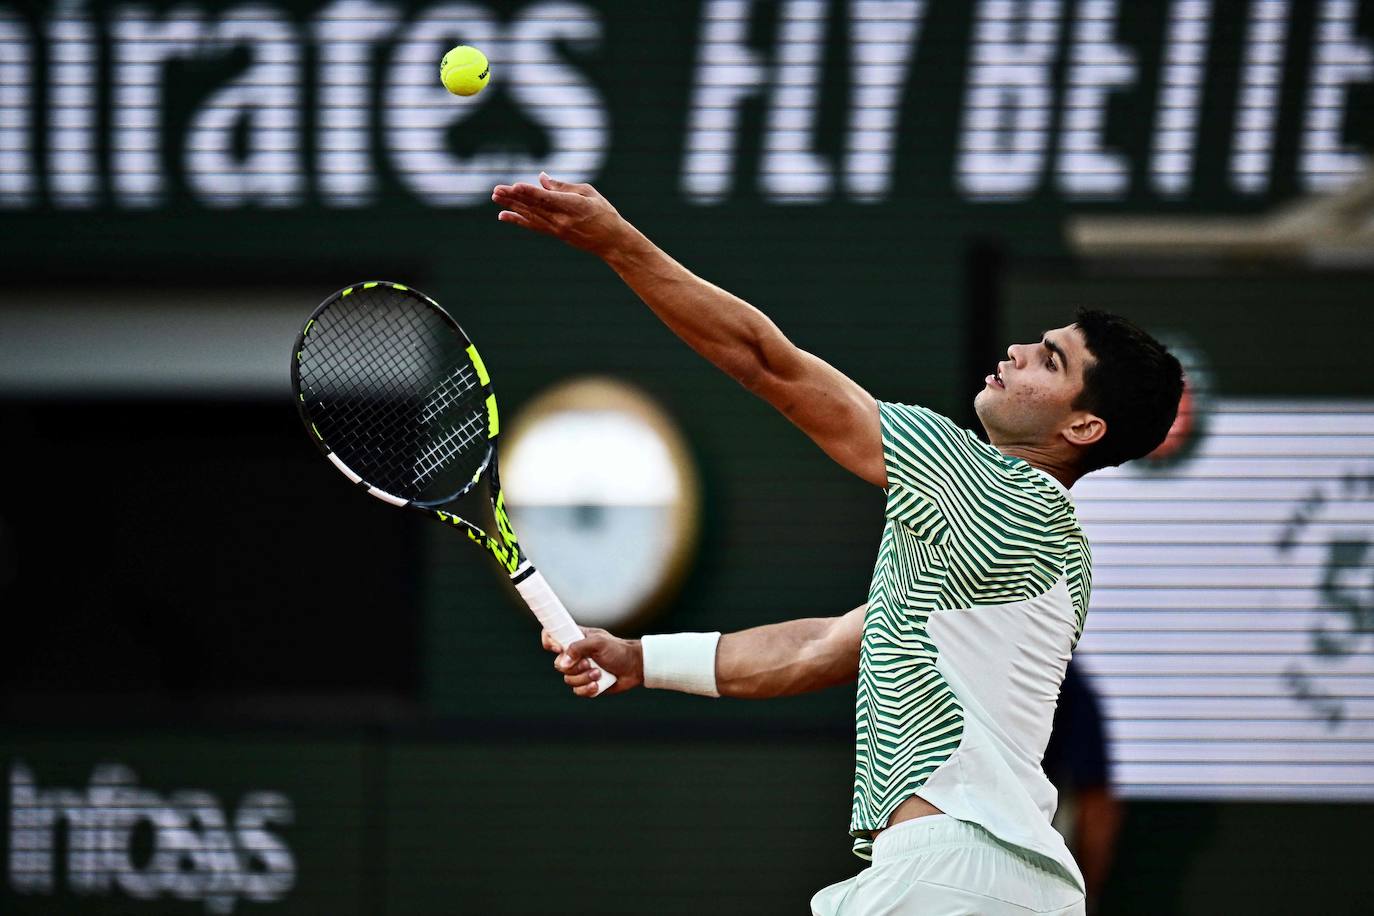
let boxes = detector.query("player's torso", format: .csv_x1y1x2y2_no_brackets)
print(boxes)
852,455,1092,826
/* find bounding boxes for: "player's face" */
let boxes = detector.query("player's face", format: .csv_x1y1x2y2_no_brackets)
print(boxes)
974,324,1096,446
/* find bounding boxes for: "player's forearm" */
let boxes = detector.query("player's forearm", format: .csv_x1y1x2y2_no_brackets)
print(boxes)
555,607,864,698
601,222,789,388
715,615,860,699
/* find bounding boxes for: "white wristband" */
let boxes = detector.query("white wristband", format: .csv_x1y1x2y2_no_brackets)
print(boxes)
641,632,722,697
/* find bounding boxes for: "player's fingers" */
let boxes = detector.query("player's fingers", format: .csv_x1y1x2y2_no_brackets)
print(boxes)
572,676,604,698
541,629,563,653
562,634,600,664
492,192,559,229
555,654,591,674
496,210,552,234
499,182,553,205
503,181,579,213
563,667,600,689
500,208,563,238
539,171,594,197
490,186,538,217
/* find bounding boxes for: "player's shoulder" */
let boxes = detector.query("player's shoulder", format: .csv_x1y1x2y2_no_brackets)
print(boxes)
878,401,1003,472
878,400,953,429
879,401,978,449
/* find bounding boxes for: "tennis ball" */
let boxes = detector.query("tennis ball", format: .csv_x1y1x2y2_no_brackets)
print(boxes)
440,45,490,97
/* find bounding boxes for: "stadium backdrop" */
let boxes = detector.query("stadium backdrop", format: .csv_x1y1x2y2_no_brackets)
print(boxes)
1,1,1371,913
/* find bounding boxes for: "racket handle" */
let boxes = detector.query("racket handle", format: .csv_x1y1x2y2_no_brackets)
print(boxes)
513,569,617,696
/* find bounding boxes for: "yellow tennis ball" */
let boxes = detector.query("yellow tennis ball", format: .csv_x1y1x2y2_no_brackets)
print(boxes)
440,45,490,97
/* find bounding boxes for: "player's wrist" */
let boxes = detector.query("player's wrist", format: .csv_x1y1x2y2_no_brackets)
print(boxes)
626,639,645,686
640,632,721,697
598,221,653,269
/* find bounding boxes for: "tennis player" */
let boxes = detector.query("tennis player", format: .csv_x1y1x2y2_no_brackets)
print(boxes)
493,174,1182,916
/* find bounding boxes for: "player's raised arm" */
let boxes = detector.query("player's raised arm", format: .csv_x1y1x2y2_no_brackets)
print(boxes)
545,605,865,699
491,175,886,488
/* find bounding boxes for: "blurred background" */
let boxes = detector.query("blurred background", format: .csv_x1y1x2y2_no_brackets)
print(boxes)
1,0,1372,912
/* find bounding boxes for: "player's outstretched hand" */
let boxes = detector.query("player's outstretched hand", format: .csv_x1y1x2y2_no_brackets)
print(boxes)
542,626,643,698
491,173,627,256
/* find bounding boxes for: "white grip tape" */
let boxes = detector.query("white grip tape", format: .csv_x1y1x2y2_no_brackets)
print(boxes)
514,570,616,696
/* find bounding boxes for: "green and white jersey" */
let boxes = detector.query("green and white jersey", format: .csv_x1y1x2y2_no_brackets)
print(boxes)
850,402,1092,891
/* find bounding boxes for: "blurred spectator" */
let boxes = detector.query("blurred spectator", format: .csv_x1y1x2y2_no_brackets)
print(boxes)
1044,659,1123,915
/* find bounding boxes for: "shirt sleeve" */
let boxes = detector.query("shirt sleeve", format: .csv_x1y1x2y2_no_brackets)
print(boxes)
879,401,973,486
879,401,976,541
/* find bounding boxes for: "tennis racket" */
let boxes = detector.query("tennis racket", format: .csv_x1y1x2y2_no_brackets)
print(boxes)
291,280,614,694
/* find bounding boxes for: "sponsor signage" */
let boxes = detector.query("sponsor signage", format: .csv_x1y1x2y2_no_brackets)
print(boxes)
0,0,1367,211
2,738,368,915
9,760,295,914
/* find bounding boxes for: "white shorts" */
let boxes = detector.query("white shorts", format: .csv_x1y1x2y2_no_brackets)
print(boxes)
810,815,1086,916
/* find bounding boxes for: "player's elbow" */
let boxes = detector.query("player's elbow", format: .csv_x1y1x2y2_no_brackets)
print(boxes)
736,362,790,413
795,645,857,693
734,326,802,403
804,611,863,690
730,353,769,395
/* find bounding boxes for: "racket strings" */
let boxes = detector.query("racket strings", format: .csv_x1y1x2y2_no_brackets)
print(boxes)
420,364,477,424
297,285,491,503
413,408,486,489
410,365,485,488
314,322,484,495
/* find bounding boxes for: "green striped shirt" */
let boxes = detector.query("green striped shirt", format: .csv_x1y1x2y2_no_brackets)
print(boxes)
850,402,1091,888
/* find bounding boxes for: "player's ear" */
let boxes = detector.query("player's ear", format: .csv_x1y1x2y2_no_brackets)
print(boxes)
1062,412,1106,449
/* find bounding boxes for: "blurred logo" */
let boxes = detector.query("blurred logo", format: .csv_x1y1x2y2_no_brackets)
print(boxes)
503,377,700,630
7,760,295,914
1140,337,1210,471
1278,465,1374,727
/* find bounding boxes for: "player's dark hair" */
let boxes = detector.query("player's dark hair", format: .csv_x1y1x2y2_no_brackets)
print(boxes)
1072,308,1184,473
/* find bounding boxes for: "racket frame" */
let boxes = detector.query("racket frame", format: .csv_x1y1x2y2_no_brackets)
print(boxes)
292,280,532,575
292,282,614,692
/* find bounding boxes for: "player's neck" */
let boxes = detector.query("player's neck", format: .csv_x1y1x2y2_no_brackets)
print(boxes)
994,444,1079,490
